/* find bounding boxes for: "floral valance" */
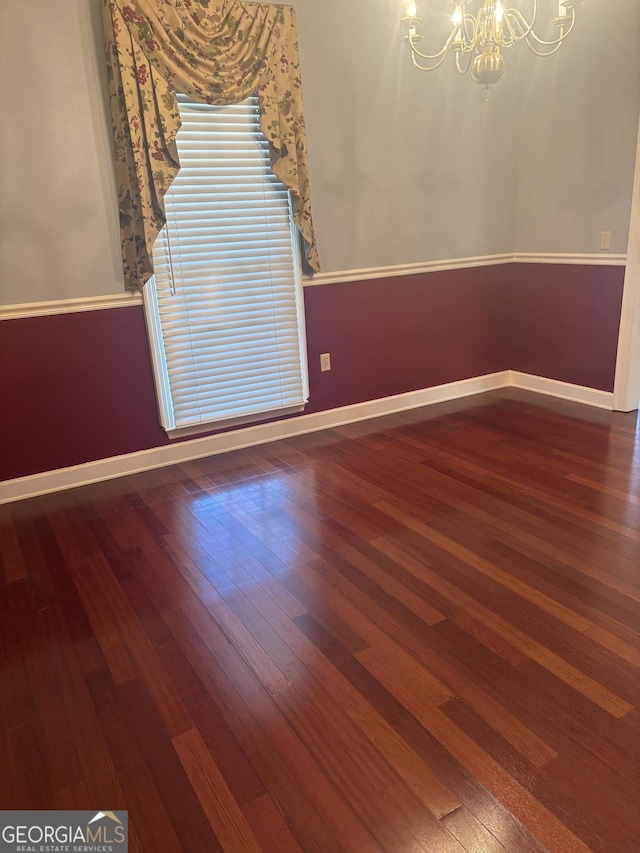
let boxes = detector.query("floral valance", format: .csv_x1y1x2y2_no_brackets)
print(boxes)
103,0,320,291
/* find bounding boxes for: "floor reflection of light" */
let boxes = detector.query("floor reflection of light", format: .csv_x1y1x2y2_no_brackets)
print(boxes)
188,465,320,583
566,411,640,600
630,412,640,494
601,411,640,529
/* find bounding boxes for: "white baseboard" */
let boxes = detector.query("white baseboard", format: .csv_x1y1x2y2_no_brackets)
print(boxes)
0,370,614,504
0,372,507,504
509,371,614,410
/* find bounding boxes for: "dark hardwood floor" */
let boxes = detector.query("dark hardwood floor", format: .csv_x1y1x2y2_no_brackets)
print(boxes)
1,389,640,852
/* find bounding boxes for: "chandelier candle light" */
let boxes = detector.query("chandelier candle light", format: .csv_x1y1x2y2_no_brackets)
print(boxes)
402,0,584,100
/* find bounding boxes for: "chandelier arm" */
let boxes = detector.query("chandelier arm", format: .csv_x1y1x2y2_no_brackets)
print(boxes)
408,30,458,62
455,49,475,74
504,3,537,40
524,36,565,57
410,49,454,71
527,11,576,47
498,23,517,48
461,11,477,46
504,11,524,39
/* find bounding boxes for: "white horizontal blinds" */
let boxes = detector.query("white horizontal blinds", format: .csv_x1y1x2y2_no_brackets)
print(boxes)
151,94,307,431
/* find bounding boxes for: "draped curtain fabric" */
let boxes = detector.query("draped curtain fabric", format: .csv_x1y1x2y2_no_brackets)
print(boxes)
103,0,320,291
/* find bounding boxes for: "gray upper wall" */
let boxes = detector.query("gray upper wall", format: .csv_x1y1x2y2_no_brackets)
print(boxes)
0,0,638,305
0,0,125,304
293,0,521,271
514,0,640,256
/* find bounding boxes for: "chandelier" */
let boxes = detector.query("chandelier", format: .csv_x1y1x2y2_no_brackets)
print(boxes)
401,1,584,100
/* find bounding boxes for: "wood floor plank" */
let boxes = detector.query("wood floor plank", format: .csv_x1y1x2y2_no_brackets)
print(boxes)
405,696,595,853
0,583,39,732
23,606,85,794
432,476,640,599
273,683,466,853
45,637,127,810
441,696,640,853
324,522,529,667
238,581,462,820
242,794,305,853
53,781,91,810
441,805,511,853
294,611,593,853
113,677,222,852
247,545,556,769
417,435,640,544
162,536,293,695
117,762,189,853
73,552,195,736
284,620,462,820
0,518,27,581
4,391,640,852
408,517,595,633
480,540,640,648
9,722,52,809
356,641,557,769
69,555,139,685
338,434,640,599
173,728,263,853
433,619,640,799
150,618,268,807
163,602,382,852
372,506,634,718
0,724,18,809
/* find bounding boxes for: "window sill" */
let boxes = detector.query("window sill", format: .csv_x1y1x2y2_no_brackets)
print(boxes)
165,403,307,440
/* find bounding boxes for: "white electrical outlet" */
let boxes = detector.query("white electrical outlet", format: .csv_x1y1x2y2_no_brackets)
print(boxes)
320,352,331,372
600,231,611,251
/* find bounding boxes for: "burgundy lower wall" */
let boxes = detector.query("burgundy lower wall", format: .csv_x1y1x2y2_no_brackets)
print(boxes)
304,266,511,413
507,264,625,393
0,308,168,481
0,262,624,482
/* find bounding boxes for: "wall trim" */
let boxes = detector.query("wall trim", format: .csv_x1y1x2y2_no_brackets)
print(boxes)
0,370,615,504
304,252,626,287
1,253,627,320
0,292,143,321
303,254,514,287
509,371,614,410
512,252,627,267
1,372,509,504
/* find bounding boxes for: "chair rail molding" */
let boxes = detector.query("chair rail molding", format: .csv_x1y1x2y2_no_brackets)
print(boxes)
1,253,627,320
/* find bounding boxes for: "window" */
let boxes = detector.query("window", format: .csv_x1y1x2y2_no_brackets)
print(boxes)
143,94,309,438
